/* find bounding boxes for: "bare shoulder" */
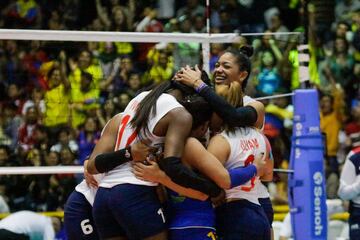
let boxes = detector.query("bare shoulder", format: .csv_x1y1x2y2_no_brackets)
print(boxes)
210,134,227,143
247,100,264,112
168,107,192,123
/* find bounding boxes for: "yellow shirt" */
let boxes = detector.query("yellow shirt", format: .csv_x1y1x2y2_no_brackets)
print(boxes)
70,87,99,128
320,85,344,156
98,42,133,56
68,65,103,96
320,112,341,156
44,84,70,127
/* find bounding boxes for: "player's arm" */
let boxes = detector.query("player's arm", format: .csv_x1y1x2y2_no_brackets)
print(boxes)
246,100,265,129
206,135,260,188
198,85,261,128
87,114,122,174
182,137,231,189
133,160,208,201
87,113,153,174
260,136,274,182
158,108,222,197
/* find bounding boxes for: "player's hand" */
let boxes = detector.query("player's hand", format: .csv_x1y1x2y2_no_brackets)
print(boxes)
131,140,157,161
175,65,203,89
84,160,98,188
132,160,166,183
253,152,266,176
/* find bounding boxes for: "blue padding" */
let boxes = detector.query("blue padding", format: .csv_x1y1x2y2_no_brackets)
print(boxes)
289,89,327,240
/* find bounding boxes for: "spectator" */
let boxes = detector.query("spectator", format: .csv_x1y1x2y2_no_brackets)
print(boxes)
116,92,131,112
210,43,225,72
335,0,360,23
59,146,77,166
77,117,100,165
70,71,100,128
318,37,355,97
255,49,283,95
0,112,12,147
21,87,45,117
17,106,39,153
2,0,42,29
96,98,116,129
33,125,49,155
43,61,70,130
5,83,25,115
319,84,344,197
345,99,360,138
68,49,103,98
267,12,289,50
135,7,164,64
2,103,22,150
176,0,205,20
45,151,60,167
47,10,65,30
126,72,142,98
50,128,78,154
191,14,206,33
145,51,174,85
2,40,27,87
112,55,136,94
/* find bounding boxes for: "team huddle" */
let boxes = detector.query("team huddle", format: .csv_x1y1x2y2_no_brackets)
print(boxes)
63,46,275,240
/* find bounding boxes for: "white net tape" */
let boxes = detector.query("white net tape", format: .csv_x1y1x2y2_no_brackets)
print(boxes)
0,166,84,175
0,29,240,43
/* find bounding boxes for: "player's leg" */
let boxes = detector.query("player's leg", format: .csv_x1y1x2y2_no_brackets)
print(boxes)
64,190,99,240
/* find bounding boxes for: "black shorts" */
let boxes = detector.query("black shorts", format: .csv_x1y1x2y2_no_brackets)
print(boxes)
0,229,29,240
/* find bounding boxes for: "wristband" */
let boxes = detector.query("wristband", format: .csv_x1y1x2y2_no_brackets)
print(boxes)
229,165,257,188
94,146,133,173
195,82,208,93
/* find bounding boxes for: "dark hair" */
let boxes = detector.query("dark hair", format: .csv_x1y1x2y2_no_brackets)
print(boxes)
131,70,211,138
334,37,349,53
81,71,93,81
225,45,253,91
130,81,173,139
179,94,213,130
47,66,59,79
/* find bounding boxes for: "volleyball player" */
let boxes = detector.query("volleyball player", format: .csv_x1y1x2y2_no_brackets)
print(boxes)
133,93,266,240
87,78,225,240
175,46,274,235
64,113,153,240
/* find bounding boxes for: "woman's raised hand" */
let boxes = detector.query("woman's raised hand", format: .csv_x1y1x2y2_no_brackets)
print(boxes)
174,65,203,89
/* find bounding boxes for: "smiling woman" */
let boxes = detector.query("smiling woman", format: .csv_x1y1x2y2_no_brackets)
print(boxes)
175,45,265,129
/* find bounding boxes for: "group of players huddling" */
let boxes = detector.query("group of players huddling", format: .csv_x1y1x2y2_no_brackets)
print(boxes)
64,45,275,240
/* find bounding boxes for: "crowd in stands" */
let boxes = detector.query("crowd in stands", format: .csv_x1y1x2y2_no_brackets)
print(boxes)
0,0,359,230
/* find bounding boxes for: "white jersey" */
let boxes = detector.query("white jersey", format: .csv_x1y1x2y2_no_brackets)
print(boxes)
338,148,360,205
221,127,267,205
244,95,269,199
256,182,270,199
75,175,103,206
0,211,55,240
100,91,183,188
